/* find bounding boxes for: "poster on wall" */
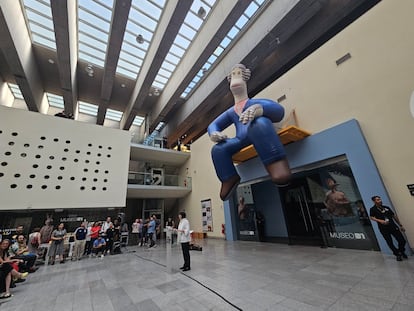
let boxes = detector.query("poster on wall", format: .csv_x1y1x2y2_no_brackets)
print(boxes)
201,199,213,232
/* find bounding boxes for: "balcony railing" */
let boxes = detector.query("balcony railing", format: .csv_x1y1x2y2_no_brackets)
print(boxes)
128,171,191,189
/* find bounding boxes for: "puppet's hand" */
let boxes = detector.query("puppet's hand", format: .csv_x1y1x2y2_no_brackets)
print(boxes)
210,131,228,143
239,104,263,124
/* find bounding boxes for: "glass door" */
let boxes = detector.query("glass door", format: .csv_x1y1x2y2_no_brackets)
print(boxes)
279,178,322,246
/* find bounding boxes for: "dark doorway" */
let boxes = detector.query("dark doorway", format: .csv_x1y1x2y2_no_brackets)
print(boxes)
279,176,323,246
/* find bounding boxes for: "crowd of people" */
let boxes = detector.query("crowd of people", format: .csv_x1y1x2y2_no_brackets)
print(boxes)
0,212,193,301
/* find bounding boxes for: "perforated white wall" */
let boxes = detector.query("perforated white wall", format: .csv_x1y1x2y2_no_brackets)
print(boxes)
0,106,130,210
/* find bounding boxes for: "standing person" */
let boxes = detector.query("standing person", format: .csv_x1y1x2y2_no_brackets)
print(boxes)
369,196,407,261
147,216,156,248
72,222,87,261
39,219,54,244
88,222,101,256
175,212,191,271
131,219,140,245
84,222,93,256
48,223,67,265
165,217,175,244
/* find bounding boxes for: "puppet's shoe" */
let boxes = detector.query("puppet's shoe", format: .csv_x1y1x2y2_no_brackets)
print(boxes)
220,175,241,201
266,158,291,186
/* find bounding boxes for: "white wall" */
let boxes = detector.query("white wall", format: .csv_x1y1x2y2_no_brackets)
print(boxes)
0,105,130,210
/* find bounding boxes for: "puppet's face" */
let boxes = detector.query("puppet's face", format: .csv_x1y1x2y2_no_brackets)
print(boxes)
229,67,247,96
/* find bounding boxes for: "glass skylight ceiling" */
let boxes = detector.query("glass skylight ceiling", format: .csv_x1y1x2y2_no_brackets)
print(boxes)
8,84,24,100
78,101,98,117
105,108,123,122
152,0,217,91
133,116,145,127
115,0,166,79
22,0,56,50
180,0,266,98
47,93,64,109
78,0,114,68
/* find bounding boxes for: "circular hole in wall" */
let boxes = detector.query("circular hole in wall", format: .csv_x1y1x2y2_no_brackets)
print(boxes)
76,150,80,154
47,165,52,169
105,170,109,174
74,159,79,163
66,140,70,144
20,153,27,157
5,152,11,156
103,187,107,191
57,176,63,180
108,147,112,150
38,145,44,149
10,184,17,188
94,169,99,173
26,185,33,189
64,148,69,152
83,168,88,172
103,179,108,182
93,178,98,182
59,167,65,170
70,177,75,181
97,153,101,157
8,142,14,146
82,177,87,181
62,157,67,161
44,175,50,179
56,185,61,190
96,161,100,165
1,162,8,166
99,145,102,149
85,160,90,164
0,130,2,134
33,164,39,168
49,156,54,160
86,151,91,155
88,143,92,147
11,132,18,136
107,154,111,158
0,173,4,177
92,186,96,190
29,174,36,178
80,186,85,190
35,155,41,159
14,174,20,178
40,136,46,140
53,138,59,142
24,144,30,147
41,185,47,189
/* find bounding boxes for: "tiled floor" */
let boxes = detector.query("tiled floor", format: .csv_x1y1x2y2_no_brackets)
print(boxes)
1,239,413,311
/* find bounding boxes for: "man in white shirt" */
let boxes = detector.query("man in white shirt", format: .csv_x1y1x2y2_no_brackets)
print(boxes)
175,212,191,271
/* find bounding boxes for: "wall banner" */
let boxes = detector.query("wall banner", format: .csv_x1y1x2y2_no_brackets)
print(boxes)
201,199,213,232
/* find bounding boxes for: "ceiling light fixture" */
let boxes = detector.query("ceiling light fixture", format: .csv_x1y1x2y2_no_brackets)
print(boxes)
120,83,126,88
48,58,55,64
153,88,160,96
197,6,206,18
136,34,144,44
85,64,94,77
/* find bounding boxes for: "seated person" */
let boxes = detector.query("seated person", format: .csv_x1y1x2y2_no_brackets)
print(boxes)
208,64,291,201
92,235,106,257
10,235,37,273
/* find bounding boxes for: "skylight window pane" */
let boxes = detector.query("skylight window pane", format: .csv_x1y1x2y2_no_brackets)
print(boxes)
117,59,140,72
180,0,266,98
8,83,24,100
78,0,113,67
132,115,145,126
165,53,180,65
170,44,185,58
23,0,55,49
152,81,165,89
184,12,202,29
179,23,197,40
78,101,98,116
245,1,259,18
116,0,166,79
174,34,191,50
158,68,172,78
105,109,123,122
235,14,249,29
116,68,136,79
154,76,168,85
47,93,64,109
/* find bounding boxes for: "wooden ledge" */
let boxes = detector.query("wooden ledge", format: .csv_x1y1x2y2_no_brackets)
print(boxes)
232,125,311,163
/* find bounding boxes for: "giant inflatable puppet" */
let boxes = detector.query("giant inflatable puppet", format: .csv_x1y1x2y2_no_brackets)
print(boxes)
208,64,291,201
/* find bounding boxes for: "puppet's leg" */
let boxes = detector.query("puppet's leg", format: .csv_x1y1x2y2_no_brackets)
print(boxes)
248,117,291,185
